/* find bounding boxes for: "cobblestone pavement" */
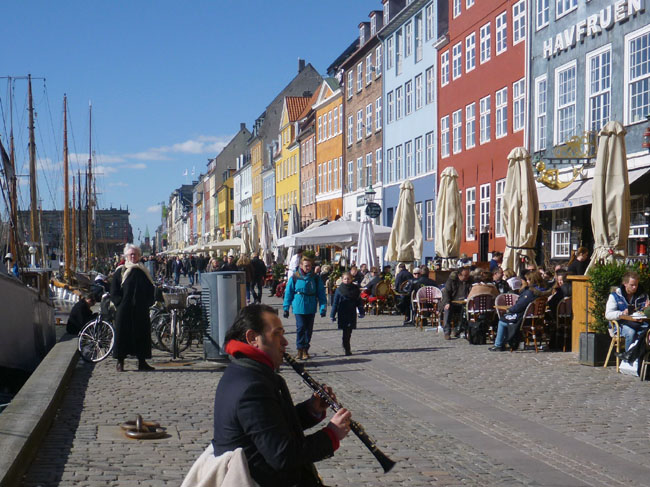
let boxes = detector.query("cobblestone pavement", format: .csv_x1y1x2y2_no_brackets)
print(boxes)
23,293,650,486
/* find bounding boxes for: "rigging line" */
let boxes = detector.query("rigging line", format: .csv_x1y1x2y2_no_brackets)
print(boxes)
34,144,58,210
43,81,61,164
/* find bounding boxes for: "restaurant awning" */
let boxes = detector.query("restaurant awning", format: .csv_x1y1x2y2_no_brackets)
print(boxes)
537,166,649,211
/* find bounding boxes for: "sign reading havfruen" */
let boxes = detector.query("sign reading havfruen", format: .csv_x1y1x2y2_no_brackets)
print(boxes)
543,0,645,59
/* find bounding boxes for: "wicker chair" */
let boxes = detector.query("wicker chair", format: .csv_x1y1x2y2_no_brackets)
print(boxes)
366,280,391,315
555,297,572,352
519,297,548,353
412,286,442,330
495,293,519,320
466,293,497,341
604,320,624,373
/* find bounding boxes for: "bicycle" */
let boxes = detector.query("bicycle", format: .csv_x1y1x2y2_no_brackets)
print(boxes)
157,291,206,357
78,294,116,363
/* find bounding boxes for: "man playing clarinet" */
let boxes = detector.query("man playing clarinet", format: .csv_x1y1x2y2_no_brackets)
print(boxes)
212,304,352,487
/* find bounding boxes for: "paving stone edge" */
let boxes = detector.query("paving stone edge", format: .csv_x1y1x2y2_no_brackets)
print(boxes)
0,335,79,487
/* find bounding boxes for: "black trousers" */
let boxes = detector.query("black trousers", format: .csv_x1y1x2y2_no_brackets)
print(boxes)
443,304,465,335
342,327,353,351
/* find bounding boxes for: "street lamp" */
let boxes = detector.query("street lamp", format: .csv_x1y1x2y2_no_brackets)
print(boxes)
364,185,376,204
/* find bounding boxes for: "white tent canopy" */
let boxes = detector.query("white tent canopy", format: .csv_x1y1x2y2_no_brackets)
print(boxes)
204,237,244,250
276,219,392,248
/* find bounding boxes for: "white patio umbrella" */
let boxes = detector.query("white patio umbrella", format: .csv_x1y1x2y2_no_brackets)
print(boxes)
435,167,463,270
285,204,301,267
241,225,251,255
276,219,392,247
356,217,379,269
385,180,423,262
274,209,285,264
261,211,274,265
250,215,260,255
586,121,630,272
502,147,539,274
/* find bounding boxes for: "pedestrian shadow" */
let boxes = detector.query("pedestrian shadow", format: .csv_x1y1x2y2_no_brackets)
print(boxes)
308,357,372,367
351,346,441,355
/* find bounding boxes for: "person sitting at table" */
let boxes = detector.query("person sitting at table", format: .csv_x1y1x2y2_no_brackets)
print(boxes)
440,267,472,340
394,263,413,292
467,270,499,301
360,266,383,297
492,267,511,294
567,247,590,276
547,269,571,319
489,270,551,352
605,271,649,354
349,265,363,286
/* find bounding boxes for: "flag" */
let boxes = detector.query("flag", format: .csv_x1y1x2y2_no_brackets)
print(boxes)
0,136,14,181
183,169,188,177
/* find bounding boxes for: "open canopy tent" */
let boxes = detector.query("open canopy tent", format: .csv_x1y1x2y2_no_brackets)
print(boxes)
276,218,393,248
204,238,245,251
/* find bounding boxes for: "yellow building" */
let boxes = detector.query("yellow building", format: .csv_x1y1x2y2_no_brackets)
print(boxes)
275,96,311,224
216,169,235,237
250,137,263,226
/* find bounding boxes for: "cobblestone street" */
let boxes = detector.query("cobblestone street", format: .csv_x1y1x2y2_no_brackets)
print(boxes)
23,295,650,486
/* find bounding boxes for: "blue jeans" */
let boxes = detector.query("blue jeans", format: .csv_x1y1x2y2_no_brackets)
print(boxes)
620,320,649,351
494,319,517,348
295,313,315,351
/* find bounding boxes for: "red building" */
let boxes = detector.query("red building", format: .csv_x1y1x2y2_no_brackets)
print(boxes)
437,0,526,261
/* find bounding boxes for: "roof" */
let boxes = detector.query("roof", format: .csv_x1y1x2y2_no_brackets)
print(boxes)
297,90,320,120
285,96,311,122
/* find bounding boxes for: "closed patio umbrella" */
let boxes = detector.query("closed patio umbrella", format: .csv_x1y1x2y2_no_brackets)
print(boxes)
356,217,379,269
250,215,260,255
502,147,539,274
386,180,423,263
274,209,285,264
435,167,463,270
586,121,630,272
285,204,301,267
241,224,251,255
261,211,274,266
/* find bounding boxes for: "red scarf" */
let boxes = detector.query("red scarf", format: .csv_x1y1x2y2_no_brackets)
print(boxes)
225,340,274,370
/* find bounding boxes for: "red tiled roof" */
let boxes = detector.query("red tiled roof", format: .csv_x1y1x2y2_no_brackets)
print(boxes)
285,96,311,122
296,91,320,120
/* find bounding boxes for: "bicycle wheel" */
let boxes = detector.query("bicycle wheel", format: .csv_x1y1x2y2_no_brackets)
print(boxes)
151,312,170,351
157,317,190,353
78,319,115,363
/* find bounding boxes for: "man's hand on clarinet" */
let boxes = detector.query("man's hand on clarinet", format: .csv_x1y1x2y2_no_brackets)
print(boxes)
309,384,337,415
327,408,352,440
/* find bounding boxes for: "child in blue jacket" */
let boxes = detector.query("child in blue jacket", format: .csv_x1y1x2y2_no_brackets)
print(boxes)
331,272,365,356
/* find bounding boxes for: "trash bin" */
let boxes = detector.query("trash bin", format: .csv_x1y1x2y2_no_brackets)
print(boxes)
200,271,246,359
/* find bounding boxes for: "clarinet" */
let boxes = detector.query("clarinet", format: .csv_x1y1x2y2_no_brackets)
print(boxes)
283,352,396,473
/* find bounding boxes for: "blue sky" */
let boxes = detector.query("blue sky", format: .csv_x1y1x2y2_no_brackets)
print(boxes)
1,0,379,244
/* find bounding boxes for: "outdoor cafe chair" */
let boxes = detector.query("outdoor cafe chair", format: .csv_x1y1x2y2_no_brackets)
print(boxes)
555,297,572,352
366,280,391,315
519,296,548,353
412,286,442,330
495,293,519,320
604,320,624,373
639,329,650,381
466,293,497,342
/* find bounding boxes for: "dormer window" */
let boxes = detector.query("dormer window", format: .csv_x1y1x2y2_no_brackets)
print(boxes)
371,16,376,36
384,2,390,24
360,26,365,45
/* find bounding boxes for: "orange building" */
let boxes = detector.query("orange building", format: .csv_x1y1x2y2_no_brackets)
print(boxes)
313,78,344,221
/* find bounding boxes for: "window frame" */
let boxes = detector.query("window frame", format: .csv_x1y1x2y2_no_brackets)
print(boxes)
495,179,505,237
366,103,373,137
452,42,462,80
496,11,507,56
556,0,578,20
536,0,549,30
376,96,382,131
465,32,476,73
480,22,491,64
554,60,577,145
512,0,526,46
585,44,612,133
624,24,650,125
513,78,525,133
452,109,463,154
441,115,450,158
466,102,476,149
426,199,435,240
415,74,423,110
441,51,450,86
534,75,548,152
466,187,476,241
496,87,508,139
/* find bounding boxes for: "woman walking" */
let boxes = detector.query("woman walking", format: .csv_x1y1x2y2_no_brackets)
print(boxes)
331,272,365,356
111,243,156,371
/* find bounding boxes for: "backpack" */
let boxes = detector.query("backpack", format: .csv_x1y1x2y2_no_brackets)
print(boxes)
467,319,487,345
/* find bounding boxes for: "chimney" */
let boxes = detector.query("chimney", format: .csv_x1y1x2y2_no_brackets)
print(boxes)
298,58,306,73
240,122,246,131
302,91,312,97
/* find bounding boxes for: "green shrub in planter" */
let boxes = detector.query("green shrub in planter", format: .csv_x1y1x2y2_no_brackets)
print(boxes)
587,262,650,334
303,250,316,261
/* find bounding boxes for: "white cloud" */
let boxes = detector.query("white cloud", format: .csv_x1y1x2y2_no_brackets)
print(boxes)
94,165,118,175
108,181,128,187
125,134,233,161
123,163,147,170
147,204,161,214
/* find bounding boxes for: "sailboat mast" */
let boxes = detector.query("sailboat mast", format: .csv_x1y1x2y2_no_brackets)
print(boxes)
78,170,82,267
63,95,71,280
72,174,76,272
28,74,40,255
8,78,18,261
86,102,92,271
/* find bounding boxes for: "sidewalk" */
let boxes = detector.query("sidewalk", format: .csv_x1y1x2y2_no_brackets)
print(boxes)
22,293,650,486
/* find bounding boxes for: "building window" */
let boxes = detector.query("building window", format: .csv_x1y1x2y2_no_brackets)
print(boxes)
466,102,476,149
480,23,491,64
479,184,490,233
387,148,395,183
415,13,423,62
555,61,577,145
366,104,373,137
328,111,332,138
441,116,450,158
495,179,505,236
371,15,376,36
426,131,434,172
396,144,403,180
415,74,423,110
556,0,577,19
357,62,363,92
384,0,390,23
513,78,525,132
425,66,434,104
328,160,332,192
426,3,435,41
333,157,338,189
452,42,462,79
405,80,413,116
466,187,476,240
537,0,549,29
333,106,338,135
415,202,423,235
415,136,423,175
339,104,343,134
496,12,507,55
338,157,343,188
376,148,383,183
453,110,462,154
357,157,363,190
387,91,394,123
405,21,413,58
496,87,508,138
360,25,366,46
512,0,526,45
626,26,650,124
535,75,547,152
552,209,571,258
376,97,382,130
386,36,394,70
467,0,475,7
453,0,461,18
366,54,373,85
465,33,476,72
318,164,322,193
405,140,413,178
396,86,403,119
480,95,491,144
347,115,353,146
587,46,611,132
426,199,435,240
376,45,382,76
347,161,353,191
441,52,450,86
396,29,403,74
356,110,363,141
317,116,322,143
347,71,353,99
366,153,373,186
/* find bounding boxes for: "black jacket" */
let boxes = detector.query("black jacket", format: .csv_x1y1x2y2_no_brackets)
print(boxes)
252,257,267,281
331,283,364,329
502,286,551,325
66,300,95,335
441,273,471,307
411,276,437,294
212,356,334,487
394,269,413,292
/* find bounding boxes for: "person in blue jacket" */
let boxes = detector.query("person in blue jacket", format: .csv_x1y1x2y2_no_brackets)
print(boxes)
283,256,327,360
331,272,365,356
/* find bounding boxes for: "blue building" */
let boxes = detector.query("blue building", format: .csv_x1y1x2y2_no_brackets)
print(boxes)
379,0,447,264
530,0,650,262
